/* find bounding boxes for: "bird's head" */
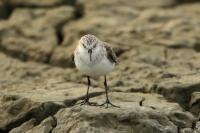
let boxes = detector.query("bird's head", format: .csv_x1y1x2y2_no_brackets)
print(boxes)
79,34,98,51
79,34,98,62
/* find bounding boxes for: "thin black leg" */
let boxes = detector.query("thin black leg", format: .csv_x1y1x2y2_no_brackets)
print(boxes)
100,76,120,108
78,76,97,106
86,76,90,101
104,76,109,101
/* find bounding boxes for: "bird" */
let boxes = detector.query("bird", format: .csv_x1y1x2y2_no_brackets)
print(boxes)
73,34,119,108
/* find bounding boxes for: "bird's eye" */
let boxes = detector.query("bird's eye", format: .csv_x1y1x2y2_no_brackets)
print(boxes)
82,43,86,48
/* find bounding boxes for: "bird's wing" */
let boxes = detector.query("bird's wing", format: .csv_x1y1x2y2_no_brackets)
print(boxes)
103,42,118,64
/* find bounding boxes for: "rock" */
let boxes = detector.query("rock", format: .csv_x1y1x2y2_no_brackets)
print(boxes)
194,121,200,133
82,0,177,15
190,92,200,115
127,8,200,52
0,62,195,133
0,53,103,131
151,74,200,109
0,94,63,132
180,128,193,133
176,0,199,3
52,92,193,133
26,92,183,133
0,96,36,132
0,1,11,19
0,0,200,132
2,0,76,7
50,46,75,68
10,119,37,133
0,6,74,63
62,16,125,45
168,111,195,128
51,106,177,133
26,116,57,133
9,116,57,133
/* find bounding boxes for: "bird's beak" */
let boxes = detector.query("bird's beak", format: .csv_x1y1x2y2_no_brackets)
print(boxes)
88,49,92,62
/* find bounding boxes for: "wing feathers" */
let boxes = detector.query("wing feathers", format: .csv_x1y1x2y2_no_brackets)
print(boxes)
104,42,118,64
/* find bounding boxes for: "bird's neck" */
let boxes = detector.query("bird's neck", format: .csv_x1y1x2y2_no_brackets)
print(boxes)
78,46,104,65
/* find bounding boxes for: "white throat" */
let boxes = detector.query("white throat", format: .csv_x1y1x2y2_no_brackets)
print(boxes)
78,43,104,65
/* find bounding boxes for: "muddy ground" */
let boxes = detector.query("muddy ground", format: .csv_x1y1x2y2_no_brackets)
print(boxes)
0,0,200,133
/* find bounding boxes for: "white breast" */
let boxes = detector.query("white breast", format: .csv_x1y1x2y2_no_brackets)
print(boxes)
74,45,115,78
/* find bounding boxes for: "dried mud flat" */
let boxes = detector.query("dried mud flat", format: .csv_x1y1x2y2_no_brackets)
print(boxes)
0,0,200,133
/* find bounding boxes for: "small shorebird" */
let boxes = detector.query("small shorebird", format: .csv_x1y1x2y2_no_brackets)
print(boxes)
73,34,119,108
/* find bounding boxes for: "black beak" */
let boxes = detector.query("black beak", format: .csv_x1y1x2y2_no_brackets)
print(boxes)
88,49,92,62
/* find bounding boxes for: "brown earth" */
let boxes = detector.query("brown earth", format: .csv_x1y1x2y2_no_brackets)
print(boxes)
0,0,200,133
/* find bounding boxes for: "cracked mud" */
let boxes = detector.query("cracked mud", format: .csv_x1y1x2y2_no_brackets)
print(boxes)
0,0,200,133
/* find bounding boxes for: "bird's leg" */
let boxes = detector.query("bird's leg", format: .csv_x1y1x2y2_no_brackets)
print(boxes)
79,76,97,106
100,76,120,108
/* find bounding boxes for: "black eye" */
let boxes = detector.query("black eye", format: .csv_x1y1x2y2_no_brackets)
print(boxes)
82,43,86,48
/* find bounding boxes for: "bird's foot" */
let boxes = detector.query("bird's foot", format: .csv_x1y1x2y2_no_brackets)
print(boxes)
77,98,98,106
100,99,120,108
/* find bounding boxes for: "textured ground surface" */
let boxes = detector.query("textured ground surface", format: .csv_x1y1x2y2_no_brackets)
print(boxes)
0,0,200,133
